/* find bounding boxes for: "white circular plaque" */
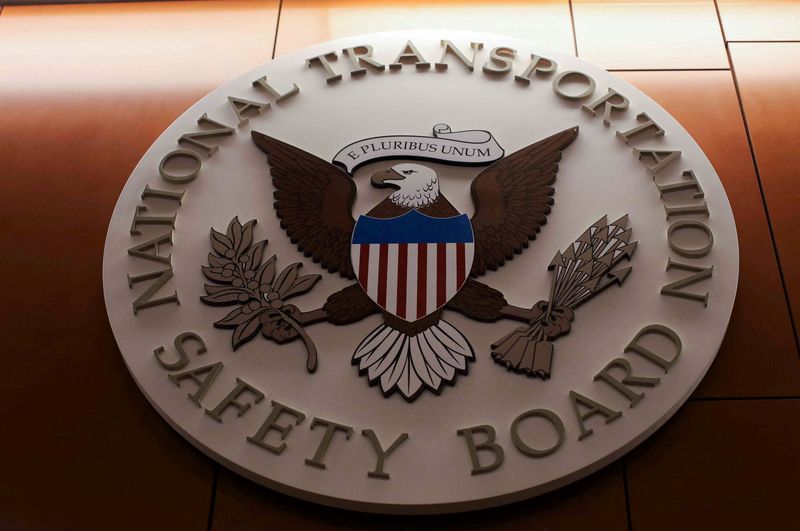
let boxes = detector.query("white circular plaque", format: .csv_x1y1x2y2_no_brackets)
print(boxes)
104,31,738,514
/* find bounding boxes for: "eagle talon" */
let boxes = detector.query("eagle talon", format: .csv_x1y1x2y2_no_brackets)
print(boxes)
491,335,554,380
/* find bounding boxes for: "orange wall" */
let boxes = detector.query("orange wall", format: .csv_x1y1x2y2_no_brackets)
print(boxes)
1,2,798,530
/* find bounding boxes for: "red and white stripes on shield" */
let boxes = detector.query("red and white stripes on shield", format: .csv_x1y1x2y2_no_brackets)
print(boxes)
353,242,475,321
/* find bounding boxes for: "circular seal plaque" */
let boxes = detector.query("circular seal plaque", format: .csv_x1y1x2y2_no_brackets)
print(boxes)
103,31,739,514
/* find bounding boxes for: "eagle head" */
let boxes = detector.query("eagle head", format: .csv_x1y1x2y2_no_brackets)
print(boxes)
370,163,440,209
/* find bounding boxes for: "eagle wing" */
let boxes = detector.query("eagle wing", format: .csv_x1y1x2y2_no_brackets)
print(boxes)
252,131,356,279
469,126,579,277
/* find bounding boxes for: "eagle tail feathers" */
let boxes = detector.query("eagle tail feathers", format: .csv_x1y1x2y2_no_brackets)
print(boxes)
353,319,473,401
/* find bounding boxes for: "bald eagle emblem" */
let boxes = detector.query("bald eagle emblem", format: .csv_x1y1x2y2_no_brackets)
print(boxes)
201,125,637,402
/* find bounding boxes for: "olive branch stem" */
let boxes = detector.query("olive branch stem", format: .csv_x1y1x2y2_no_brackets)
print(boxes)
279,311,318,373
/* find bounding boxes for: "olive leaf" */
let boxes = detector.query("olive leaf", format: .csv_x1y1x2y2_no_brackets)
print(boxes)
240,220,255,252
207,253,230,268
210,229,232,256
232,316,262,350
257,255,277,290
204,284,233,295
227,217,243,252
244,240,268,271
282,274,322,299
214,306,251,327
200,289,248,306
273,263,300,297
201,266,231,284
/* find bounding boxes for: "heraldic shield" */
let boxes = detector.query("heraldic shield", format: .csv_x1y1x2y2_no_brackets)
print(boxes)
351,210,475,322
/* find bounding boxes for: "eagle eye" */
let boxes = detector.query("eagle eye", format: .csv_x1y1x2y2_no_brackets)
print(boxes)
401,169,417,175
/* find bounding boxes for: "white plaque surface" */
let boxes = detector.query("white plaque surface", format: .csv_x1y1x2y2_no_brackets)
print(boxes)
103,31,738,514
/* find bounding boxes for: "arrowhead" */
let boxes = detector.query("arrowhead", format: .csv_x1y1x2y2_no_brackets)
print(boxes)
577,228,592,245
616,228,633,244
580,276,601,292
577,247,594,263
596,252,614,269
609,266,632,285
610,213,629,229
592,215,608,229
549,251,564,270
594,225,610,243
562,244,576,260
578,260,594,276
622,241,638,259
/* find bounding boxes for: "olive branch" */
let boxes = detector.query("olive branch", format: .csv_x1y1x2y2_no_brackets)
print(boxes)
200,217,322,372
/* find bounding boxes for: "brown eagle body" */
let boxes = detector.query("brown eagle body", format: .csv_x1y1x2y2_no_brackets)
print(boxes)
251,127,579,401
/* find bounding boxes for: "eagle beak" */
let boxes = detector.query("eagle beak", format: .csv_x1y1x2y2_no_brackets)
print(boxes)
371,168,404,189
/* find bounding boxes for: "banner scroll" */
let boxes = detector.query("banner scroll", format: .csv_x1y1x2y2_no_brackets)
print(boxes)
332,124,504,175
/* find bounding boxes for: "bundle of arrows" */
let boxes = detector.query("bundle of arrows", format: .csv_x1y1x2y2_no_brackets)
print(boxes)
491,214,638,379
